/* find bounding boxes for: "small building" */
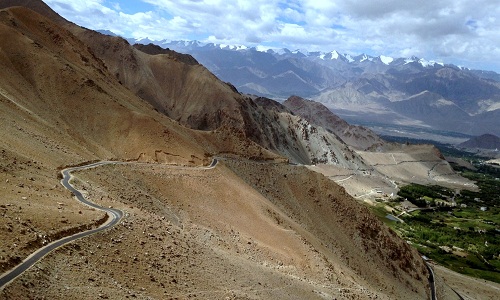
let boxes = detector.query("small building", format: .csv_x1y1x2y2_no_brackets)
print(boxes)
480,206,488,211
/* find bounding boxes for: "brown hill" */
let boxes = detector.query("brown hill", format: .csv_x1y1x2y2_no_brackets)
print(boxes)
1,0,245,131
0,6,208,164
0,1,373,167
71,29,245,131
226,160,430,298
0,2,464,299
254,96,294,114
75,27,369,165
284,96,386,150
251,96,369,166
0,3,216,280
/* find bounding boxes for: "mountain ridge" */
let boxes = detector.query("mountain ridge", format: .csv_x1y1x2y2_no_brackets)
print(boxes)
458,134,500,150
121,36,500,137
124,36,462,71
282,96,385,151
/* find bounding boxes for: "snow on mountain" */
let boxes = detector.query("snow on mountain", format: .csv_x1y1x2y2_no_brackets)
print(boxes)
404,56,444,68
318,50,344,60
379,55,394,65
418,58,444,68
134,37,156,44
128,37,464,71
264,46,290,55
404,57,418,64
344,54,355,63
219,44,248,50
291,49,310,56
359,54,373,62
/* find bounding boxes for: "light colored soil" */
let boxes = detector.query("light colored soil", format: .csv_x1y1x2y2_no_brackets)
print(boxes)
310,145,476,203
486,158,500,165
433,263,500,300
3,160,428,299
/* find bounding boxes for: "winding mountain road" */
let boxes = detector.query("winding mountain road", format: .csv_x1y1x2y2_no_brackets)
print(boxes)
0,159,217,289
0,161,123,289
1,157,440,300
425,261,437,300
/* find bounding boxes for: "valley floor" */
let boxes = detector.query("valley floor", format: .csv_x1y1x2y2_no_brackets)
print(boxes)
308,148,475,205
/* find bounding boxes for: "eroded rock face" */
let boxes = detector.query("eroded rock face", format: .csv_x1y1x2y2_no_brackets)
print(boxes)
284,95,386,151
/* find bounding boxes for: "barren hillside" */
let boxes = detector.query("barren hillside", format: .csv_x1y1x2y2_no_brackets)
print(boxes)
0,4,214,276
0,1,473,299
283,95,385,150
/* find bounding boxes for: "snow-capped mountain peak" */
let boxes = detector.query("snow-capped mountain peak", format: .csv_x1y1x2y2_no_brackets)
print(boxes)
404,56,444,68
344,54,355,63
218,44,248,51
404,56,419,64
318,50,343,60
330,50,340,60
418,58,444,67
379,55,394,65
358,54,375,63
124,36,467,72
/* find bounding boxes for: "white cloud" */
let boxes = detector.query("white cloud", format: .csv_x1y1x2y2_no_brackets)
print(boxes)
43,0,500,72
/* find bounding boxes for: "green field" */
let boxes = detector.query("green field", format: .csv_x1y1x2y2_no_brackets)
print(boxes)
370,150,500,283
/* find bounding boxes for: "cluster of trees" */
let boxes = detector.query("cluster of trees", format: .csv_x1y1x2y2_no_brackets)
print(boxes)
459,169,500,207
397,184,453,207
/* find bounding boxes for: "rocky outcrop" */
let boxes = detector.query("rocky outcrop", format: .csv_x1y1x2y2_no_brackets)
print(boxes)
284,96,385,150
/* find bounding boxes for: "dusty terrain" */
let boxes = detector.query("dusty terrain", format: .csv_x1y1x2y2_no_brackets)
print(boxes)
2,160,431,299
0,2,494,300
486,158,500,165
433,263,500,300
309,144,475,203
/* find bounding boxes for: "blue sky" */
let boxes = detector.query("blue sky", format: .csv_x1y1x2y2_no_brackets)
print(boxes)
44,0,500,72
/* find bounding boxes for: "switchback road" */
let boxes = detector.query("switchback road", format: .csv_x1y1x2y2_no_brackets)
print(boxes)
0,159,217,289
0,161,123,289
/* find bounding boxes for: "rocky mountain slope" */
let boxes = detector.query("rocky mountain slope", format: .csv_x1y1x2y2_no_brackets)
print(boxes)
25,12,358,166
282,96,385,150
0,1,468,299
137,39,500,137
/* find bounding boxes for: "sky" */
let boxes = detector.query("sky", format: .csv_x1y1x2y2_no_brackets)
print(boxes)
44,0,500,72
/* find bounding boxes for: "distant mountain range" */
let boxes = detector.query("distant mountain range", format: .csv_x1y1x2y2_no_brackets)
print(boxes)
458,134,500,150
117,36,500,139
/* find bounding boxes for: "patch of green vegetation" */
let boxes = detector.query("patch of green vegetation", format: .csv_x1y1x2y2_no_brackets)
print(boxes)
369,152,500,283
397,183,454,208
370,203,396,226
